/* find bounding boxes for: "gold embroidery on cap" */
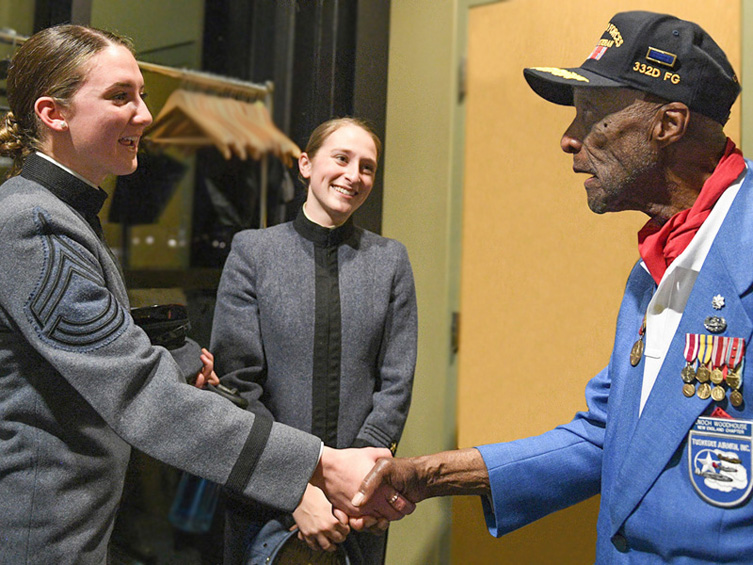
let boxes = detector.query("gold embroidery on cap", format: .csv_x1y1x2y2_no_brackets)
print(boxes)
531,67,590,82
605,23,624,47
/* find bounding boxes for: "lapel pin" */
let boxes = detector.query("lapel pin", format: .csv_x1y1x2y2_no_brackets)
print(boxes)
704,316,727,334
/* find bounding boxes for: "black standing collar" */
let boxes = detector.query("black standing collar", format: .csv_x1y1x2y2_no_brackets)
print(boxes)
293,207,356,247
20,153,108,219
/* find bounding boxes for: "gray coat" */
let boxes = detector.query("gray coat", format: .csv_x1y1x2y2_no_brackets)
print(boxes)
212,212,417,450
212,211,417,564
0,154,321,565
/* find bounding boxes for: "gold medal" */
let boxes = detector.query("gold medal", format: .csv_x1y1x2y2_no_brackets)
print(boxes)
730,389,744,407
681,364,696,384
711,385,726,402
631,317,646,367
696,365,711,383
727,371,741,390
697,382,712,400
682,383,696,398
710,368,724,385
630,339,644,367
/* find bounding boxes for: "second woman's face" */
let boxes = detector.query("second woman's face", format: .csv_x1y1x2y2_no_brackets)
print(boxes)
300,124,378,227
59,44,152,185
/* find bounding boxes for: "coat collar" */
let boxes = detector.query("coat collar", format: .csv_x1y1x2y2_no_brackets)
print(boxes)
21,152,108,220
293,207,356,247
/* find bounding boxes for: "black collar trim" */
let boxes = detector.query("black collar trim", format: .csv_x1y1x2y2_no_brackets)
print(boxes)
21,153,108,218
293,208,355,246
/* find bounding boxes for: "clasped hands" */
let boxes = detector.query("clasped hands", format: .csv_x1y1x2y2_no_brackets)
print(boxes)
303,446,417,552
192,354,417,551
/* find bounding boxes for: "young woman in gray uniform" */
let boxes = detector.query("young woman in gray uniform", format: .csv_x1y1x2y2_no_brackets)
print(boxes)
0,26,407,565
212,118,418,563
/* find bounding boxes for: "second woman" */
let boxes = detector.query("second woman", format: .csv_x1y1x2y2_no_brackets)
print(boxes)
212,117,418,563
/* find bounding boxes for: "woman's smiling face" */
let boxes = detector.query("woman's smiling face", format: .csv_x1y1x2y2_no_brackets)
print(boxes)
299,123,378,227
57,44,152,185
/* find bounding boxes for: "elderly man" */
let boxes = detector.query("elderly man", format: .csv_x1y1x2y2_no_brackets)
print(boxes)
354,11,753,562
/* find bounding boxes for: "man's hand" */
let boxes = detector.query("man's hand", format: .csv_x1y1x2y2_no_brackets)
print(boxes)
310,447,415,522
352,457,427,508
292,484,349,552
351,448,491,513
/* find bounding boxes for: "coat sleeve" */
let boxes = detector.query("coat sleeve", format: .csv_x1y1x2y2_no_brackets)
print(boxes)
211,232,275,421
353,242,418,450
0,203,318,511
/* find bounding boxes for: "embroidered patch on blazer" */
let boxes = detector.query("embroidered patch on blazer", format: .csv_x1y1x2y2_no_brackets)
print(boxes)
24,208,129,351
689,416,753,507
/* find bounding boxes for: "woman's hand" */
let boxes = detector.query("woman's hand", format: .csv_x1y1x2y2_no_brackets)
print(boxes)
193,348,220,388
292,484,350,552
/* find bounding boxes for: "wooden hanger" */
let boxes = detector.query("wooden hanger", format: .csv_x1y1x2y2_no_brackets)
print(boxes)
147,89,300,164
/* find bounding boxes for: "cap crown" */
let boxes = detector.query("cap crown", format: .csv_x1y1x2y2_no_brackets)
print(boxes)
523,11,740,124
581,11,738,123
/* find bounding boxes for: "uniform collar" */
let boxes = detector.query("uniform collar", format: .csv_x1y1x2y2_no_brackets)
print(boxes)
20,152,108,219
293,207,355,247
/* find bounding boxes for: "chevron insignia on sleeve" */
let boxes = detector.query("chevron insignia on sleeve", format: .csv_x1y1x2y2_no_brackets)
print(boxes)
25,209,129,350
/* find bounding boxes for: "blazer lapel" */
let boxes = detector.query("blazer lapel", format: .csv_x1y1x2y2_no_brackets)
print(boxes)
608,165,753,536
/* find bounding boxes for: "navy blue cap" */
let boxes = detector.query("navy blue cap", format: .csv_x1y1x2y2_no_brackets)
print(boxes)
524,11,740,124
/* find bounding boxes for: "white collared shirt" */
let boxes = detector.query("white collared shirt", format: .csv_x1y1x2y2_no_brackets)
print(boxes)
36,151,99,189
639,172,745,415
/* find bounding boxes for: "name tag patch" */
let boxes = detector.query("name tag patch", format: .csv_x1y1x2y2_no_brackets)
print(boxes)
689,416,753,507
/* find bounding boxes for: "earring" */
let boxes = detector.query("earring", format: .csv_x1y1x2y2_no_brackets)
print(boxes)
60,123,68,131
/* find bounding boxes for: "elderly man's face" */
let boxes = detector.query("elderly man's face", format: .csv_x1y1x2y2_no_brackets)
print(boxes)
561,87,663,215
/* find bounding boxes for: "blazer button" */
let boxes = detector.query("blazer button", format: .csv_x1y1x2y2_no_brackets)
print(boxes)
611,533,628,552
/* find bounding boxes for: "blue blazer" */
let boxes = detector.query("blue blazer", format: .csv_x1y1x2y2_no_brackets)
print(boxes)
478,162,753,563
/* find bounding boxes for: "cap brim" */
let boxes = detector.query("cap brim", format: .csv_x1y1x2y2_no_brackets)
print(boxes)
523,67,627,106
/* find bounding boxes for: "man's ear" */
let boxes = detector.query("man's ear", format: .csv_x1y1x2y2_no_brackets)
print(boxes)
653,102,689,147
34,97,69,132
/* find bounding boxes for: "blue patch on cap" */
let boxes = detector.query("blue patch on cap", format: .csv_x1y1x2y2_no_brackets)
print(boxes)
646,47,677,68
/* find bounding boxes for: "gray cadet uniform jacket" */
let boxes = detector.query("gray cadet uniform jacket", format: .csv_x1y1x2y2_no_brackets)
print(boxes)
212,211,417,563
0,154,321,565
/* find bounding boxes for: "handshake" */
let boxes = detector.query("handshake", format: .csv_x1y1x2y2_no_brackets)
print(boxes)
297,446,415,553
303,445,488,553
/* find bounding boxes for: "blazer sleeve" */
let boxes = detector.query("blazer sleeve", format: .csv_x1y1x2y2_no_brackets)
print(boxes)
353,242,418,450
0,203,318,511
211,232,275,421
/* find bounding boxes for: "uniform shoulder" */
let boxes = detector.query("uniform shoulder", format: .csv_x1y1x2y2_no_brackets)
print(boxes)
357,227,409,253
0,176,70,230
229,221,297,249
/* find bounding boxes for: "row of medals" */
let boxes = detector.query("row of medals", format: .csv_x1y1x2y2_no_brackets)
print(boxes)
681,361,743,407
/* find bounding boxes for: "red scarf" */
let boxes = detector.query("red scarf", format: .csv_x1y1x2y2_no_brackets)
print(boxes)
638,139,745,285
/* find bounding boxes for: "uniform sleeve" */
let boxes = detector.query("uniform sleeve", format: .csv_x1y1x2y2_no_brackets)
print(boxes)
353,242,418,450
211,233,275,421
0,204,318,511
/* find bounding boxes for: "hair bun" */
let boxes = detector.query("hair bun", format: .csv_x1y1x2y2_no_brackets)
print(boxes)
0,111,30,175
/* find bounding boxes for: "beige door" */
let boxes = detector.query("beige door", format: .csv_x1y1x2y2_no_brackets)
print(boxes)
452,1,740,563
